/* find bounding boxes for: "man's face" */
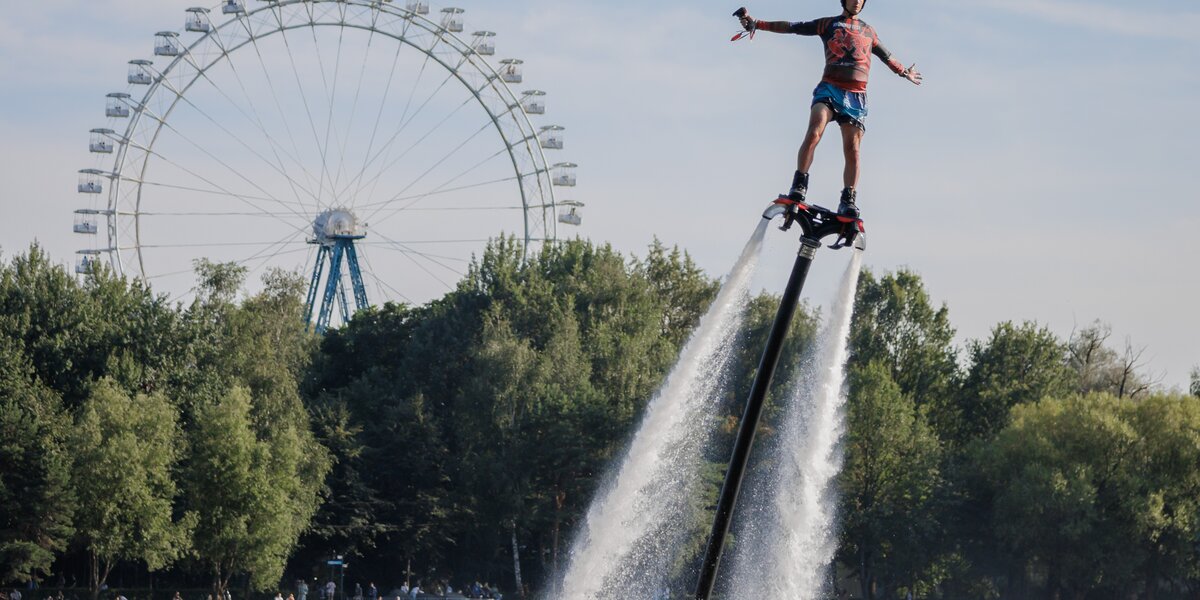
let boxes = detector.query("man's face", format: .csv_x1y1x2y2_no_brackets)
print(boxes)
844,0,864,15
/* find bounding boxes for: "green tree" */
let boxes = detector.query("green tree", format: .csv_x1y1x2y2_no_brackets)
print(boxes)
978,395,1141,599
81,260,187,398
974,393,1200,598
297,237,721,586
639,239,719,349
302,393,390,559
185,385,322,595
0,338,74,583
1189,366,1199,397
0,245,101,405
848,269,959,440
0,248,329,589
946,323,1083,596
181,264,328,594
1125,394,1200,598
297,300,460,573
369,389,461,578
299,299,469,578
956,321,1076,443
72,380,192,597
838,362,944,599
0,244,186,407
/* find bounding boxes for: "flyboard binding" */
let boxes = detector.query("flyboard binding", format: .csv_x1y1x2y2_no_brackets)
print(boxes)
765,196,865,250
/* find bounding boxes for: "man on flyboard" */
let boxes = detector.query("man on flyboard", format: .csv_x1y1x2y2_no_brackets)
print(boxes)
737,0,922,218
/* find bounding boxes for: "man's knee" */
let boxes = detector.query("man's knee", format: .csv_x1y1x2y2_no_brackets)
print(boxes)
841,129,863,152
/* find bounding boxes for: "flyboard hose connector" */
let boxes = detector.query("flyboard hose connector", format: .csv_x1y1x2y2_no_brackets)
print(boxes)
798,236,820,259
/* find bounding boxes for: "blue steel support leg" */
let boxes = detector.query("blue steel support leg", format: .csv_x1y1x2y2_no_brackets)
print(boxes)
345,241,369,311
317,243,346,333
305,246,328,331
337,264,351,326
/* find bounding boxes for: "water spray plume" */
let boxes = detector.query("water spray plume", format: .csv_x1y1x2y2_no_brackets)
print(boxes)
555,220,771,599
727,250,863,599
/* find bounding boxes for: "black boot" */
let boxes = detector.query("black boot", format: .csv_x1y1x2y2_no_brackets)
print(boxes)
838,188,860,218
787,171,809,202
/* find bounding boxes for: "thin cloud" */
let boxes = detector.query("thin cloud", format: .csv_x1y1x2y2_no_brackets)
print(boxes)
978,0,1200,40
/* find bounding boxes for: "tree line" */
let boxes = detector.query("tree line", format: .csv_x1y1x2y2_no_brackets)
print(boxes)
836,271,1200,600
0,247,327,599
1,240,1198,599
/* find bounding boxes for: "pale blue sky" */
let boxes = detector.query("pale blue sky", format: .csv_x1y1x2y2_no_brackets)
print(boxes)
0,0,1197,389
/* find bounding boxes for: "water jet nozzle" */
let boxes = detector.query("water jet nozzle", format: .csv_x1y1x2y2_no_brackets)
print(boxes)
762,203,789,221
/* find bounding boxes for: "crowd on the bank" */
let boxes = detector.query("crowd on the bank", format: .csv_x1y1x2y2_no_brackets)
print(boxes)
2,569,508,600
2,580,505,600
293,577,502,600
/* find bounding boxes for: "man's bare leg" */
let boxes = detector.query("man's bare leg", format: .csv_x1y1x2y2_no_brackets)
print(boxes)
837,121,865,216
839,121,864,190
787,104,835,201
797,104,835,172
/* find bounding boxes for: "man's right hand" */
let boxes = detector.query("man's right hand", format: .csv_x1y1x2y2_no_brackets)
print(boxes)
739,13,756,31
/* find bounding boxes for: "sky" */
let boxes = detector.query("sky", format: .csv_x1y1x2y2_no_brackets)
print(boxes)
0,0,1197,390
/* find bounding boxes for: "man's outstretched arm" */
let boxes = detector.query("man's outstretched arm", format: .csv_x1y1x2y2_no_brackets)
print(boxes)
738,12,824,36
873,41,923,85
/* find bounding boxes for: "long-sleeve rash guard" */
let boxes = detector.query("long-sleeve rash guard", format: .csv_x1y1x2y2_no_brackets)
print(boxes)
755,16,906,93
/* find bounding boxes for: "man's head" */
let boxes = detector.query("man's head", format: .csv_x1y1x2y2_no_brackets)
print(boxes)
841,0,865,17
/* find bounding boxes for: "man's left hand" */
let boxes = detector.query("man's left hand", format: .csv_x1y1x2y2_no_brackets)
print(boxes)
904,63,923,85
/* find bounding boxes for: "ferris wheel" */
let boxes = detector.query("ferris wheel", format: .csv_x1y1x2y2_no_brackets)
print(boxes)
75,0,583,331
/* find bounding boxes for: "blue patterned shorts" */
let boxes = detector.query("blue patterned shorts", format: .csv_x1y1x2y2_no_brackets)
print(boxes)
812,81,868,131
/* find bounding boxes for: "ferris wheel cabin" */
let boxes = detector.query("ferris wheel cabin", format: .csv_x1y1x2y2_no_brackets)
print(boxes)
75,250,102,275
222,0,246,15
89,129,115,154
521,90,546,115
106,93,131,118
552,162,577,187
128,60,154,85
441,7,465,33
499,58,523,84
406,1,429,15
472,31,496,56
186,8,212,33
539,125,564,150
558,207,582,227
557,201,585,227
77,169,105,194
154,32,182,57
73,209,101,235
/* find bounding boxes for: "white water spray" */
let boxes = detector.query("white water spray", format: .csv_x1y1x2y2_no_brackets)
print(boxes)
556,220,771,600
727,249,863,600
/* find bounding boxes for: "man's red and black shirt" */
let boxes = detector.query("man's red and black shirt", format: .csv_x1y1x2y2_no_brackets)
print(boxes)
755,16,906,93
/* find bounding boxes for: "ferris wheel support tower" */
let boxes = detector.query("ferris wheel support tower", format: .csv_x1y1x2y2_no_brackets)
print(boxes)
305,208,369,332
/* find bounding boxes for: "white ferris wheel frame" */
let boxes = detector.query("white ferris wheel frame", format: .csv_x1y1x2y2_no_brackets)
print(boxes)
92,0,563,281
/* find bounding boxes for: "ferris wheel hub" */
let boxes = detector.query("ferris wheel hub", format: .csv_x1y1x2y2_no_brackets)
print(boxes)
312,208,365,245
